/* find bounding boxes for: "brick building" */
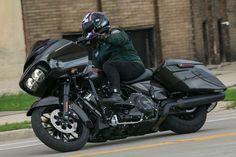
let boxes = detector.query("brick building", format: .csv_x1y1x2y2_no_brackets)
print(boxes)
21,0,236,67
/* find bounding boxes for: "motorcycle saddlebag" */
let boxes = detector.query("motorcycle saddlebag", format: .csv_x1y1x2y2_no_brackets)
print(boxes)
153,59,226,93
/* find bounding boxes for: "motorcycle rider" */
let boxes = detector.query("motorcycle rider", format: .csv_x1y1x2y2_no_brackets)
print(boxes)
82,12,145,104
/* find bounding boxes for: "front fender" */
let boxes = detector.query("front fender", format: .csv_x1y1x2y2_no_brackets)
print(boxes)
27,96,93,128
27,96,59,116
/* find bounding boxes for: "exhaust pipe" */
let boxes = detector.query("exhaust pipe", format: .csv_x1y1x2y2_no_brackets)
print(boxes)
162,92,225,116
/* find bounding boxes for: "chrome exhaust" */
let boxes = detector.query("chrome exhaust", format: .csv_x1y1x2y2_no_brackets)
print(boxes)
162,92,225,116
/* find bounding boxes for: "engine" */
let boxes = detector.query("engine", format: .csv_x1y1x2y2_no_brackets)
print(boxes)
129,93,156,116
110,93,157,126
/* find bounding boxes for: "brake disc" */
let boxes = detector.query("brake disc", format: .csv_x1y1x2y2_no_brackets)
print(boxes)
50,109,78,134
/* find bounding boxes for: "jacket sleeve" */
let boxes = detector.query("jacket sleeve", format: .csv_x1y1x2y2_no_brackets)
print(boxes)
86,46,101,68
105,29,129,46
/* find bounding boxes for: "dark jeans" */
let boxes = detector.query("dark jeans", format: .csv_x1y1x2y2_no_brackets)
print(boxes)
103,61,145,92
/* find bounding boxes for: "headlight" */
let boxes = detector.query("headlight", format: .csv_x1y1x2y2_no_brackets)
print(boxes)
26,78,38,90
32,69,45,82
25,68,46,91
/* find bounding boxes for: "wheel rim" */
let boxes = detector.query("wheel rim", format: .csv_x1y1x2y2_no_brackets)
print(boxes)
40,107,82,142
50,109,78,134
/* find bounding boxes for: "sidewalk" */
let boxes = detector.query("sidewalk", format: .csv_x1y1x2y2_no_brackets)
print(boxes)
0,111,30,125
0,62,235,141
0,111,33,141
208,62,236,88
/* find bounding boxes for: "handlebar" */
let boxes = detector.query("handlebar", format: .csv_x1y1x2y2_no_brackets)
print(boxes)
76,37,90,44
76,34,97,43
76,33,104,44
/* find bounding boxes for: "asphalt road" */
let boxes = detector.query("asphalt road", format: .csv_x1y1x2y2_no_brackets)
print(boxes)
1,110,236,157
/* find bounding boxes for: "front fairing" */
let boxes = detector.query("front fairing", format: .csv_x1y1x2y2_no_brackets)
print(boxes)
23,39,59,71
19,39,88,97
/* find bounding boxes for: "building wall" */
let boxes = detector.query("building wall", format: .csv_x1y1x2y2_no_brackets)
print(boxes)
211,0,229,63
191,0,233,63
102,0,155,28
0,0,25,94
22,0,98,52
22,0,195,62
227,0,236,60
22,0,156,52
191,0,206,62
21,0,236,63
158,0,194,59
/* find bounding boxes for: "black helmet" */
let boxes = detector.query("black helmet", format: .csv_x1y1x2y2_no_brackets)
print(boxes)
82,12,110,38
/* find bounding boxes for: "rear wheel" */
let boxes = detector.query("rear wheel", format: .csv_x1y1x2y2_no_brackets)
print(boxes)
31,106,89,152
161,105,207,134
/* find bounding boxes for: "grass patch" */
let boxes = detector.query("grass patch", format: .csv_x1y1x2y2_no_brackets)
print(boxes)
0,121,31,132
225,88,236,109
225,88,236,101
0,93,37,111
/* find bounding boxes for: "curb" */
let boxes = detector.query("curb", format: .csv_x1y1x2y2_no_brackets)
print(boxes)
0,128,35,142
0,111,27,117
228,84,236,88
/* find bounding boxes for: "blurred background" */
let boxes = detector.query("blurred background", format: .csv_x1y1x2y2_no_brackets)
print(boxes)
0,0,236,94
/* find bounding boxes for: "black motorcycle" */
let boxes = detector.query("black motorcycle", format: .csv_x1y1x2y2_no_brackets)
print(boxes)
19,37,226,152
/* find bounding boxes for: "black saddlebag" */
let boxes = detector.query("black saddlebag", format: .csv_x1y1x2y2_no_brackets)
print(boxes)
153,59,226,93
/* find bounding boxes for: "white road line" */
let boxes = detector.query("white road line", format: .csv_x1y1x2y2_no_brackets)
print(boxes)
209,113,236,118
0,140,39,147
0,143,42,151
1,114,236,151
207,116,236,123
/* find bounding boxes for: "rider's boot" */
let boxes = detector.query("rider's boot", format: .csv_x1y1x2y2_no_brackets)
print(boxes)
102,89,124,104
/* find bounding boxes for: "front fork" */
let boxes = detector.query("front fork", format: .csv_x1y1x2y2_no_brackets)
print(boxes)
62,77,106,123
63,80,70,119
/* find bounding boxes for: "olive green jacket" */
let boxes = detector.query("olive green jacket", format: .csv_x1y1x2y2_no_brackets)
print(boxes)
89,28,143,68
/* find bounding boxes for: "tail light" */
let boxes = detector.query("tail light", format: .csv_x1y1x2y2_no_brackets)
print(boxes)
177,63,194,68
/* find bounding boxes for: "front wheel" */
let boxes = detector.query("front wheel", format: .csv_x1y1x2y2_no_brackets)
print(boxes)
31,106,90,152
161,105,207,134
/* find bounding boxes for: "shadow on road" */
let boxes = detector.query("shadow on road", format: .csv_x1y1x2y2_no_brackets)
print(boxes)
83,128,215,150
24,128,219,156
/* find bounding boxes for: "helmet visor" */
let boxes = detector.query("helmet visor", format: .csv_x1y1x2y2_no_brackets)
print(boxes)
82,21,94,37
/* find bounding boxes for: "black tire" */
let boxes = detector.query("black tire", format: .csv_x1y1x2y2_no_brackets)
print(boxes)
31,106,90,152
161,105,207,134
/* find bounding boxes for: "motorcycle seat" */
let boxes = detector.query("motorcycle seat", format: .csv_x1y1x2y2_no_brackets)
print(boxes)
122,69,153,84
